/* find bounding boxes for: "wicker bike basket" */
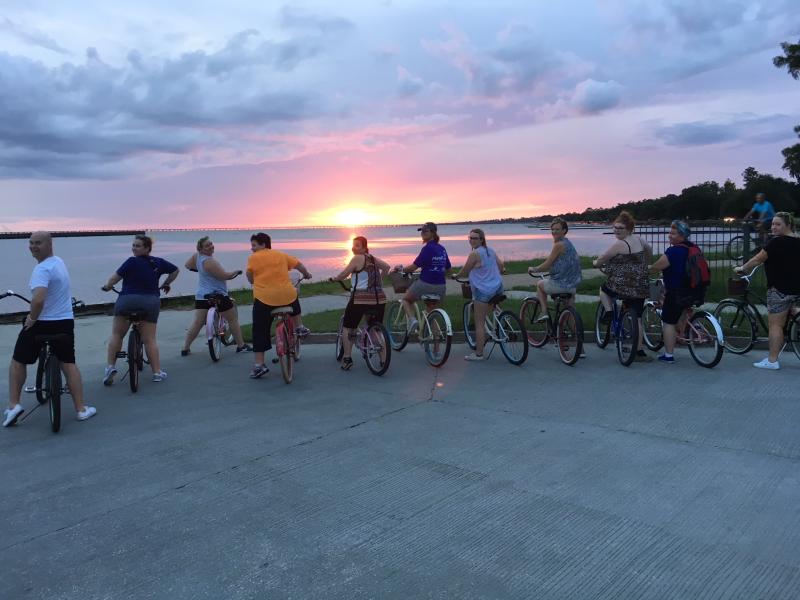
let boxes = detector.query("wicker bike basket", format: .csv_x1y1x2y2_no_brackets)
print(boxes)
461,283,473,299
389,272,410,293
727,277,748,296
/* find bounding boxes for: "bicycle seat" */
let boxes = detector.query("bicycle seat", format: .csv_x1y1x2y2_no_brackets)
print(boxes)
35,333,69,344
271,306,294,315
420,294,441,301
550,293,573,300
203,292,227,301
488,294,506,305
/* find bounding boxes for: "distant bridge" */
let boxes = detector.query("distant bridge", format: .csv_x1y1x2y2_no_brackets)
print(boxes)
0,230,146,240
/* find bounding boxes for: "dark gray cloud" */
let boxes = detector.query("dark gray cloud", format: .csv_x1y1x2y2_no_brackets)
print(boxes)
0,17,71,55
652,114,797,147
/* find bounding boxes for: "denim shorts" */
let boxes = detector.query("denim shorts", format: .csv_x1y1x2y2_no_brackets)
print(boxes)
114,294,161,323
472,283,504,304
767,287,800,314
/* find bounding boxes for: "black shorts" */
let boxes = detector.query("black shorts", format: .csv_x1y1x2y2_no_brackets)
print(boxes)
195,296,234,312
600,284,644,316
343,302,385,329
661,288,704,325
12,319,76,365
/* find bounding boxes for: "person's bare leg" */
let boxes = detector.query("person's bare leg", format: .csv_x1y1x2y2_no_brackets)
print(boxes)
342,326,354,359
536,280,549,315
140,322,161,373
768,311,788,362
106,317,130,367
599,288,612,312
401,292,417,320
222,306,246,347
7,360,27,408
61,363,87,412
474,301,489,356
663,323,676,354
182,309,207,352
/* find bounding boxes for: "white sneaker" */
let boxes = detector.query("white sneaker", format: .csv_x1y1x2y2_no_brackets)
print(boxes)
152,371,168,382
464,353,485,361
77,406,97,421
407,318,418,333
2,404,24,427
753,357,780,370
103,366,117,386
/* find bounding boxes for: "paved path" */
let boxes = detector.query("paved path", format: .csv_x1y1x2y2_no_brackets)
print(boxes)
1,322,799,598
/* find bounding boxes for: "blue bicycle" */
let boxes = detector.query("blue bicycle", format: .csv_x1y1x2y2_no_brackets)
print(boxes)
594,296,639,367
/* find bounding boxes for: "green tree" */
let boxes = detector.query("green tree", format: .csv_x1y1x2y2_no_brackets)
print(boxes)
775,40,800,182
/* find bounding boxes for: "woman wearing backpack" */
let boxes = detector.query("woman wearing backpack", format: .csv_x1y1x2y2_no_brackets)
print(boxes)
329,236,391,371
735,212,800,370
649,220,706,363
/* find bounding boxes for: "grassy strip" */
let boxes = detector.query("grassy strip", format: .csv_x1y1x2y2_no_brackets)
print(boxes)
240,297,602,339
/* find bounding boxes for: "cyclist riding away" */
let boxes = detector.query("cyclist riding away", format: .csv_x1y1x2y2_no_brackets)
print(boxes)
181,236,251,356
4,232,96,427
648,220,704,363
394,222,451,333
246,232,312,379
452,228,505,361
101,234,179,384
329,236,390,370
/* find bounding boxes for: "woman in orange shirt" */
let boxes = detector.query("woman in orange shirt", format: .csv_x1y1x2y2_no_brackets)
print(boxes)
246,232,312,379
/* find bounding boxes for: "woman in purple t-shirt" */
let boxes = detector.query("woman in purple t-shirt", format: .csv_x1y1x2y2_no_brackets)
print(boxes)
394,222,451,332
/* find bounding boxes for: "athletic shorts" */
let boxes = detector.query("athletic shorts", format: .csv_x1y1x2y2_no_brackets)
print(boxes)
12,319,76,365
195,295,234,312
601,284,644,316
343,301,385,329
767,287,800,314
407,279,446,300
114,294,160,323
661,288,703,325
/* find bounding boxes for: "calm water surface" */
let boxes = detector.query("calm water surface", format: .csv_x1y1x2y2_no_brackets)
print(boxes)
1,223,616,312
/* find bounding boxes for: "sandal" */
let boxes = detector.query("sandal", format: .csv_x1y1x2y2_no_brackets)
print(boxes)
341,357,353,371
180,349,191,357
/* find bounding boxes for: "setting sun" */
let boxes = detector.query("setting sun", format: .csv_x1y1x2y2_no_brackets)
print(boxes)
333,208,369,227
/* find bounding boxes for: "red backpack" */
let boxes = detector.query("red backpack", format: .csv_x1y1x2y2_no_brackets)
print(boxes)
680,242,711,289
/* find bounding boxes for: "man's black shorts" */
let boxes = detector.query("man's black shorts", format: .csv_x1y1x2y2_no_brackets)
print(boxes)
12,319,76,365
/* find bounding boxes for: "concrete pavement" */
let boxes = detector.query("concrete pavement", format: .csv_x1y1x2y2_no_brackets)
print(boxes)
1,315,799,598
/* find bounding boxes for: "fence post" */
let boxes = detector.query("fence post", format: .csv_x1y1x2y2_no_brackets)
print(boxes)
742,221,752,261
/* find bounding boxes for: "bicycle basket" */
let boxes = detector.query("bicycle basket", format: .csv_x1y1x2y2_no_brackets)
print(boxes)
389,272,410,293
727,277,748,296
461,283,472,299
648,280,664,302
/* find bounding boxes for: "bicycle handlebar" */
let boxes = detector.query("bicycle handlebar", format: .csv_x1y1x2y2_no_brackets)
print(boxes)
734,264,761,281
0,290,31,304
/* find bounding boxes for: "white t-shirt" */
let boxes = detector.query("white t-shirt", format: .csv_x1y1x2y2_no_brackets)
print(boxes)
29,256,74,320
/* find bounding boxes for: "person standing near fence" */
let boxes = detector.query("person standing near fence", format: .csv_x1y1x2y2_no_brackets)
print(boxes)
734,212,800,370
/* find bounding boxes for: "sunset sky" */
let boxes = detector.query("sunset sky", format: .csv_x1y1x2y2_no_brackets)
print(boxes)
1,1,799,230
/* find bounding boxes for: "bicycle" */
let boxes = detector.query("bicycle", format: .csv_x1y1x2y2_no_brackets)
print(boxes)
272,305,298,384
105,287,148,392
1,290,69,433
714,266,800,358
333,280,392,375
640,281,724,368
518,273,584,366
727,220,770,263
384,272,453,368
204,292,236,362
593,295,639,367
456,278,528,365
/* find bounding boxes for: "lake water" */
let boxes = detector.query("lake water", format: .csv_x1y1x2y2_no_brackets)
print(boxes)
1,223,617,313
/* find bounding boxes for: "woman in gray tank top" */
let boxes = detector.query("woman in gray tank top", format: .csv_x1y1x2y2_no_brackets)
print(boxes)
527,218,582,314
181,236,250,356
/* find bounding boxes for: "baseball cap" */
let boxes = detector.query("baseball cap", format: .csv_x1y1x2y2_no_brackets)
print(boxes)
417,222,437,232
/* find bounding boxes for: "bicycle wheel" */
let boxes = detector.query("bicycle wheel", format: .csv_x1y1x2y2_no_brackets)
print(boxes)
294,325,302,361
364,323,392,376
787,312,800,361
335,315,345,361
463,302,476,350
713,300,756,354
594,301,610,349
278,320,294,383
35,349,47,404
556,306,583,366
45,353,62,433
385,302,409,351
615,308,638,367
519,298,549,348
219,315,235,346
497,310,528,365
128,328,141,393
641,303,664,351
687,311,723,368
727,234,759,263
422,308,452,367
208,310,223,362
